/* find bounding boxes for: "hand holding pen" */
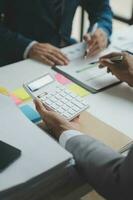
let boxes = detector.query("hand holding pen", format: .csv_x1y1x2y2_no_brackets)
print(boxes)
99,52,133,87
84,23,108,57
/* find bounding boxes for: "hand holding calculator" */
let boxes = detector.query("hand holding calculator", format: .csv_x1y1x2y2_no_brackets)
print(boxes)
23,74,89,121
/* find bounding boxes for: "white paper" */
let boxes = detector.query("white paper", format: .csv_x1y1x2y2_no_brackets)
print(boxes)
61,42,87,61
58,43,119,90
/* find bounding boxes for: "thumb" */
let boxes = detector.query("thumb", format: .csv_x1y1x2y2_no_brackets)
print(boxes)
100,58,115,69
34,98,48,117
83,33,91,42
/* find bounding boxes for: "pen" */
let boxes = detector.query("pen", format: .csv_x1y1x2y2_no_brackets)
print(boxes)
76,55,124,73
91,55,124,65
99,55,124,69
124,50,133,55
84,23,98,59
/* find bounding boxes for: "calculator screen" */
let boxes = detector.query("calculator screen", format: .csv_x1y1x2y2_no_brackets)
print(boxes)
28,75,54,92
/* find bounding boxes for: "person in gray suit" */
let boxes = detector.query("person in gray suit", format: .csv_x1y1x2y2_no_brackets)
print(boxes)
35,52,133,200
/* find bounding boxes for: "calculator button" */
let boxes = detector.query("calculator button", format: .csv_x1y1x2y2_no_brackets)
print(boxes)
60,91,67,97
56,87,62,93
68,109,75,115
50,103,57,109
53,105,59,111
63,104,69,111
72,100,84,109
58,86,65,90
66,102,73,108
66,95,73,101
41,96,47,101
76,96,82,101
57,108,64,114
47,94,52,99
72,105,80,112
64,90,71,95
61,98,68,104
56,101,63,106
63,112,71,119
45,100,53,106
38,92,47,98
55,94,62,100
52,91,58,96
70,93,77,98
82,100,89,106
50,97,57,102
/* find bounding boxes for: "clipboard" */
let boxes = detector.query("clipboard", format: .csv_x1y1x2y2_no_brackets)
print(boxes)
55,43,120,93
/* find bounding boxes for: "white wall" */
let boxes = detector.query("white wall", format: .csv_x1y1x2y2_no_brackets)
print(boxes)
111,0,133,19
72,1,132,40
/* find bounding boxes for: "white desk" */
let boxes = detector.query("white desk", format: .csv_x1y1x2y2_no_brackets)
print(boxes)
87,83,133,139
0,58,133,139
0,60,90,200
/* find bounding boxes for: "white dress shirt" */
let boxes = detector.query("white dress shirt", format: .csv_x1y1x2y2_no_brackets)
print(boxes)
59,130,83,148
23,41,38,59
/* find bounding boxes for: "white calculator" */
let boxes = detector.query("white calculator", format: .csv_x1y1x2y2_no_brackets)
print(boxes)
23,74,89,121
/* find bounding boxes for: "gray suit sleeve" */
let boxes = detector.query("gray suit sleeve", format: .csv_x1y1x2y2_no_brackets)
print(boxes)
66,135,133,200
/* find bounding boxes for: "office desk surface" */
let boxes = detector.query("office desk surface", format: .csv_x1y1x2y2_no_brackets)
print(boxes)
0,59,133,139
0,94,72,192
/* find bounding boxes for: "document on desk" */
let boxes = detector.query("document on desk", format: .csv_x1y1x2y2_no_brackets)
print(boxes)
55,42,120,93
0,95,72,192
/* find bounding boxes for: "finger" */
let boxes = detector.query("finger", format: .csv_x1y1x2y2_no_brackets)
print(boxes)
89,49,100,57
99,64,104,68
88,37,97,48
36,48,67,66
51,51,69,65
86,41,97,56
48,47,69,62
40,55,55,66
83,34,91,42
34,99,48,117
71,116,80,122
89,42,97,52
31,49,55,66
99,60,113,68
88,44,100,56
55,49,69,61
99,59,122,77
35,44,69,64
100,59,117,71
107,68,111,73
45,53,65,66
100,52,122,60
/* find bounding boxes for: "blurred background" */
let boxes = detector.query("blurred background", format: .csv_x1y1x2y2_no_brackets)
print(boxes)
72,0,133,40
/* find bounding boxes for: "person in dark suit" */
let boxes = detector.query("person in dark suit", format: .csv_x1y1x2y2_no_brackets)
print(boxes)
0,0,112,66
34,53,133,200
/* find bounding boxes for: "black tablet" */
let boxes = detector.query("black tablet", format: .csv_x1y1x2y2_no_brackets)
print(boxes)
0,140,21,172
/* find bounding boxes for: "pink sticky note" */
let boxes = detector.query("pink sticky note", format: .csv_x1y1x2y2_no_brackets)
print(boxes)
10,94,23,105
55,73,71,85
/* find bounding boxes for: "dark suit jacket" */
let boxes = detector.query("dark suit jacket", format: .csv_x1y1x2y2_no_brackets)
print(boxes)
0,0,112,65
66,135,133,200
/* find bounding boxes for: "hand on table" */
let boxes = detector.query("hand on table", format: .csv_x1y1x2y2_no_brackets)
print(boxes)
28,43,69,67
99,52,133,87
34,99,80,139
84,28,108,57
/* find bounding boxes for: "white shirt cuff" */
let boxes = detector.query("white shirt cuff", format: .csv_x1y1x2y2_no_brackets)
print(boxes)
23,41,38,59
59,130,83,148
